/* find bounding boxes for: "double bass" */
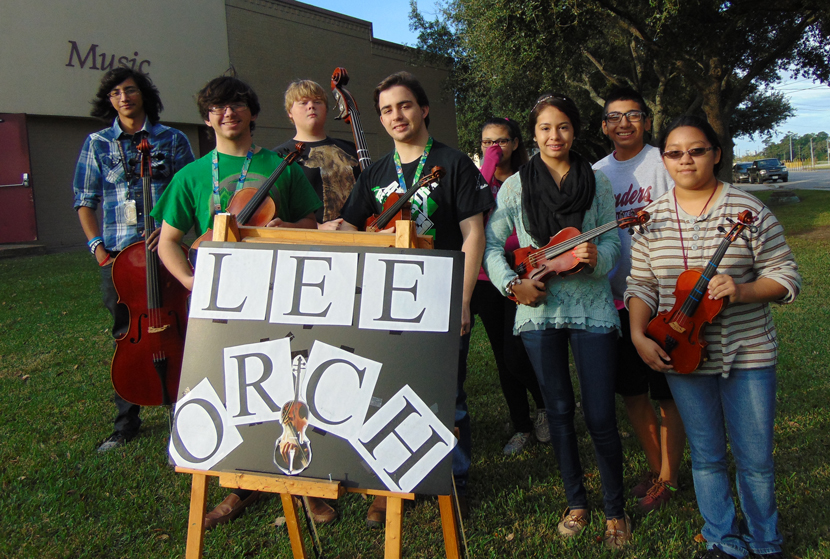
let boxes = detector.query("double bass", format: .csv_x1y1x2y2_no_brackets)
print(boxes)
645,210,758,374
331,67,372,171
111,139,190,406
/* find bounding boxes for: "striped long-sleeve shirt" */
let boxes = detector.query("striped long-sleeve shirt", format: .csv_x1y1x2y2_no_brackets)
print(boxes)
624,184,801,376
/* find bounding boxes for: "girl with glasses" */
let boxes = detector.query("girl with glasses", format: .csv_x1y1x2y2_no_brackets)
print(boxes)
626,115,801,559
473,118,548,456
483,95,630,550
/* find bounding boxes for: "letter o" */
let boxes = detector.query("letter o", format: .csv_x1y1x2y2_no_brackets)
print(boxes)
171,398,225,463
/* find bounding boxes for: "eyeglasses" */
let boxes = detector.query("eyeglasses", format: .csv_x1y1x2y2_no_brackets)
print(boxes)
208,103,249,115
604,110,647,123
662,147,716,159
481,138,513,148
109,87,140,99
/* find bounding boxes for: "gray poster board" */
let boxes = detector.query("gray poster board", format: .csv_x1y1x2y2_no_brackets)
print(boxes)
169,241,464,495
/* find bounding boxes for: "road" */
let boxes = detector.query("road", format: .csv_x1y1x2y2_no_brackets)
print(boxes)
740,169,830,192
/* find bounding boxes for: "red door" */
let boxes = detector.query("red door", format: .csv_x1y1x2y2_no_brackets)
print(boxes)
0,114,37,242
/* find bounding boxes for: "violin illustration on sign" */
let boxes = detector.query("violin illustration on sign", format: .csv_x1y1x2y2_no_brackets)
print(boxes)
646,210,758,374
274,353,312,475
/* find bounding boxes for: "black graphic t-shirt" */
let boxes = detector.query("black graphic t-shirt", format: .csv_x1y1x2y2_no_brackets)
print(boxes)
340,140,494,251
274,137,360,223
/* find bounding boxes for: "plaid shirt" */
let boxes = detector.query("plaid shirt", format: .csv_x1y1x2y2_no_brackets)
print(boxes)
73,118,194,251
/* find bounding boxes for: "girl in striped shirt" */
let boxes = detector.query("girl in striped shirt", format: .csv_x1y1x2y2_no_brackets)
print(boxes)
626,116,801,559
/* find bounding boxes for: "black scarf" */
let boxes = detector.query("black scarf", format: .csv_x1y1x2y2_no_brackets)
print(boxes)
520,151,596,247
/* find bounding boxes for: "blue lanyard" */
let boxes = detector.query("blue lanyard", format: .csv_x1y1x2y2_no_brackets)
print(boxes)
393,137,433,192
211,145,255,214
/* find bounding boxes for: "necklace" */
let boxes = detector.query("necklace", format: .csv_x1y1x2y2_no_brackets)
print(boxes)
673,183,719,270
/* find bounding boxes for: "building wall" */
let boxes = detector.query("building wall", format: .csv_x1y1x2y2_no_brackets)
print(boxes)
224,0,457,153
26,117,200,250
1,0,453,251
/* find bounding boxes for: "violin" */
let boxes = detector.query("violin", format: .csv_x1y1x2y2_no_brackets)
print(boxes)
111,139,190,406
506,211,651,302
188,143,304,263
365,166,446,232
274,353,312,475
331,67,372,171
645,210,758,374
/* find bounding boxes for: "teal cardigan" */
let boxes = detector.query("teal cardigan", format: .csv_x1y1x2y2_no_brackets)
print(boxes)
483,169,621,335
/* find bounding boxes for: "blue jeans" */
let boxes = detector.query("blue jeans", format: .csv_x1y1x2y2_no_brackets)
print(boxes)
666,368,782,558
453,331,472,493
521,327,624,519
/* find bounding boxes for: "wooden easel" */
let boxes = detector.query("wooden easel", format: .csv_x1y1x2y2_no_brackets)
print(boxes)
176,214,461,559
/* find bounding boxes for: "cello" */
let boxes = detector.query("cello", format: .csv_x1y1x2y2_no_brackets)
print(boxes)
505,211,651,302
645,210,758,374
331,67,372,171
188,142,305,263
111,138,190,406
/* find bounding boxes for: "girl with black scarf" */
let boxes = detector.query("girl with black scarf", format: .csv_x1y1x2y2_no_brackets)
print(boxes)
482,94,630,551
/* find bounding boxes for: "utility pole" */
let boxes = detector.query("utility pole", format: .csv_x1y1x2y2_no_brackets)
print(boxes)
810,136,815,168
789,134,793,161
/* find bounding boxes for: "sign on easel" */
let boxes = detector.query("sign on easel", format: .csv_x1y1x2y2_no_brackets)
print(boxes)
170,241,463,495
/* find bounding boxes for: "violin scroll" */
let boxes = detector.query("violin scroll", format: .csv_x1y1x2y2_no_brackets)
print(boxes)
621,210,650,236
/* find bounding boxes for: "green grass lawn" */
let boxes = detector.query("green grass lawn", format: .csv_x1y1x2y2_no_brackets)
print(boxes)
1,190,829,558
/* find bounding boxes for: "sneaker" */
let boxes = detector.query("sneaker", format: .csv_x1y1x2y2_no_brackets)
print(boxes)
534,409,551,443
631,470,658,498
97,432,130,453
557,508,589,538
603,513,632,551
693,547,739,559
638,480,677,512
502,431,532,455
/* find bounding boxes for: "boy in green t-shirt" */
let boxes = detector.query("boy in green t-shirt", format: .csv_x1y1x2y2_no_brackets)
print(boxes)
153,75,320,292
152,76,319,530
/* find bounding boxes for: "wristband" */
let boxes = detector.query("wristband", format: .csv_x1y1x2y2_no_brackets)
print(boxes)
505,276,522,296
98,254,111,267
89,238,104,255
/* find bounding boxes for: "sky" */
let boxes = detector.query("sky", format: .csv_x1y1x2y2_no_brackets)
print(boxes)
303,1,830,157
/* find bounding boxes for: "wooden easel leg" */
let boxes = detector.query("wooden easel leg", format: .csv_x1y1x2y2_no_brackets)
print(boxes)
438,494,461,559
384,496,404,559
185,473,208,559
280,493,309,559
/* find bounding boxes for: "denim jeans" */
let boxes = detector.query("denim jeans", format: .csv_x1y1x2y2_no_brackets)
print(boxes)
665,368,782,558
452,330,472,493
521,327,624,519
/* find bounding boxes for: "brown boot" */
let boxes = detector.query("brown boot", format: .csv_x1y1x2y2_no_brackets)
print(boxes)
301,496,339,526
366,495,387,529
204,491,260,530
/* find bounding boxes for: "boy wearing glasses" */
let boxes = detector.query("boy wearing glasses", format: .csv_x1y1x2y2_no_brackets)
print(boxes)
592,87,683,512
73,67,195,453
152,75,320,530
152,75,320,292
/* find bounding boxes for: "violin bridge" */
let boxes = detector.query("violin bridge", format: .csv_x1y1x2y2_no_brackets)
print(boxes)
669,321,686,334
148,325,170,334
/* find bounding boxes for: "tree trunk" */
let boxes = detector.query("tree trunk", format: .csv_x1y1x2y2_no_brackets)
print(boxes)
700,81,734,183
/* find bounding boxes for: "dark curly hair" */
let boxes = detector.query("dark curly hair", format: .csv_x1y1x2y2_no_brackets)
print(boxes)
373,71,430,128
90,67,163,124
196,76,261,132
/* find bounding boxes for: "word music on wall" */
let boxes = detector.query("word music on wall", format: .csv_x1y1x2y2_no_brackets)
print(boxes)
169,243,464,495
66,41,151,73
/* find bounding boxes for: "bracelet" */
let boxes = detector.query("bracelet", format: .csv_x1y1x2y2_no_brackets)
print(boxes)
98,254,111,267
89,238,104,255
505,276,522,296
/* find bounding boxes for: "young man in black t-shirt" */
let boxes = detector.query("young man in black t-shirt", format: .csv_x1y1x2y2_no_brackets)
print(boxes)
274,79,360,224
337,71,493,525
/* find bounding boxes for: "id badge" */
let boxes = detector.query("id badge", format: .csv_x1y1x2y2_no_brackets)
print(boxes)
123,199,138,225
